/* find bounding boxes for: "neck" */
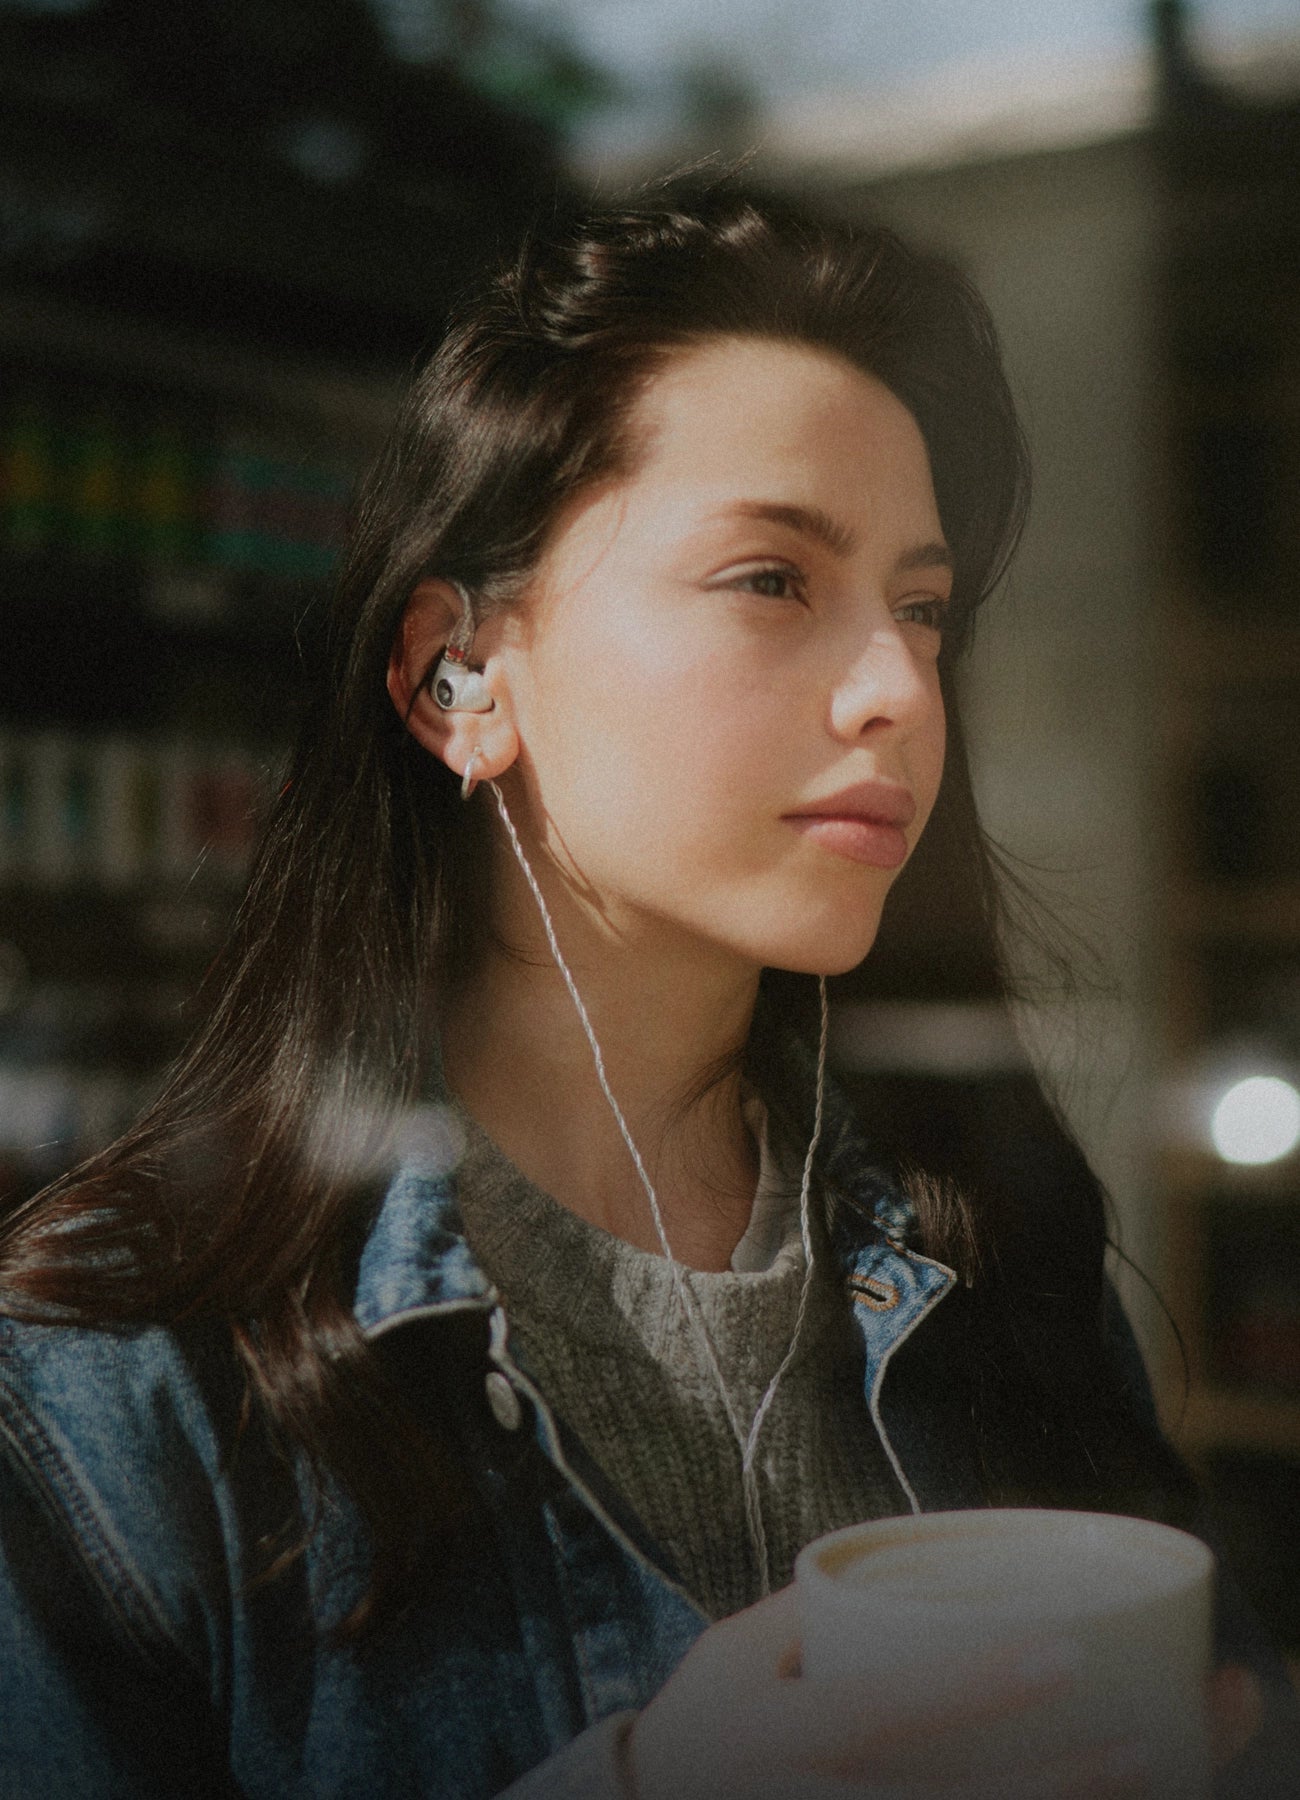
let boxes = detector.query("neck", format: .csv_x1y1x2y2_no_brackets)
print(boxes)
440,809,764,1271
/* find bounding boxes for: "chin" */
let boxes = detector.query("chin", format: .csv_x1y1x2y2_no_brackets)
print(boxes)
764,918,884,980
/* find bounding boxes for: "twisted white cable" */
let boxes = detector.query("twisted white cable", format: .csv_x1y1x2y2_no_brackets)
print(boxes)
489,780,828,1596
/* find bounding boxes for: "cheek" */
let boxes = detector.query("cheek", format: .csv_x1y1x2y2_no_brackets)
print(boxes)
532,647,785,876
640,665,790,831
906,677,947,837
921,707,947,820
582,629,783,790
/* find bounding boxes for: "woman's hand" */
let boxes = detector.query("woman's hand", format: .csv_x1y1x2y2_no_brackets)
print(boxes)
625,1586,1151,1800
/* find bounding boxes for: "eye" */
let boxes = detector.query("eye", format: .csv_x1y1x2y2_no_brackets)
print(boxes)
723,563,807,603
894,596,950,634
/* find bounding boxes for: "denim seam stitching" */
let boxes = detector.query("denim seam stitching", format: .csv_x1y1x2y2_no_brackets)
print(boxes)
543,1497,603,1725
0,1379,200,1677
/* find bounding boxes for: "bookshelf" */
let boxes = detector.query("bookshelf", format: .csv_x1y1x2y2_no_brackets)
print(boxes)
0,0,574,1213
0,322,374,1204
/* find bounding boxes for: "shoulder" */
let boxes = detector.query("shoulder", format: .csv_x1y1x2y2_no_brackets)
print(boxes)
0,1308,240,1490
0,1310,256,1669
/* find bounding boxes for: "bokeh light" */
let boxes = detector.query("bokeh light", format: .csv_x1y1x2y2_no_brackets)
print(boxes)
1210,1075,1300,1166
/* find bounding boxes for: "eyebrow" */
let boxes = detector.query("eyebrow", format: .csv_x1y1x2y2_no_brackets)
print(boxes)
896,540,954,574
712,501,953,574
721,501,856,556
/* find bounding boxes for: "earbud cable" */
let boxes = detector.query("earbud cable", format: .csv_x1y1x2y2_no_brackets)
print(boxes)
488,780,828,1595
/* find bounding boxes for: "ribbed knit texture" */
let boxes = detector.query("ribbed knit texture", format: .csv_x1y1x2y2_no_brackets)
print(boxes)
454,1105,905,1620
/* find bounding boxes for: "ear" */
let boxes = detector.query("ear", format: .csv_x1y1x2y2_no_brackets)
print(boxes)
386,579,519,787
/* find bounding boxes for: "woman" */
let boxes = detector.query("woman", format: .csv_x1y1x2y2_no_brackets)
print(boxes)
0,185,1292,1797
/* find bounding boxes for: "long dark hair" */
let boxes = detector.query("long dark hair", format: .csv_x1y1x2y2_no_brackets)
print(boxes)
0,182,1191,1632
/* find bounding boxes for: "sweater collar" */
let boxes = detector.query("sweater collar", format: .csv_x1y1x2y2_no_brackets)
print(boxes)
351,1078,953,1339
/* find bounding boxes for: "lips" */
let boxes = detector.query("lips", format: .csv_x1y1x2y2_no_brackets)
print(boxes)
787,781,917,829
783,780,916,869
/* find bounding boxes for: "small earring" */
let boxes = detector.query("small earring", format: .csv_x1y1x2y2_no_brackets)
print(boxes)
460,748,483,802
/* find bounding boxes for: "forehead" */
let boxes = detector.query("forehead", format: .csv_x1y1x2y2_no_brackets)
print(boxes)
621,335,938,526
529,336,943,594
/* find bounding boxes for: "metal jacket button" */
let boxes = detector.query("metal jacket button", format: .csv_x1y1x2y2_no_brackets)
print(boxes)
485,1370,523,1432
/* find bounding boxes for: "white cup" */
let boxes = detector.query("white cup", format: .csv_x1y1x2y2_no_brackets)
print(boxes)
796,1508,1215,1799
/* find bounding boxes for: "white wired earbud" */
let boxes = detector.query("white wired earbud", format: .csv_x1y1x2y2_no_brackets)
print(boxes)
487,777,829,1596
429,581,493,715
428,583,490,799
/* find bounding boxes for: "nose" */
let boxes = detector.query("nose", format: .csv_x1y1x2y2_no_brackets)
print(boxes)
827,621,940,744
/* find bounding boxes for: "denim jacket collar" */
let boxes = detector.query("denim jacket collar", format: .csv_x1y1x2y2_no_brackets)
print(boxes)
350,1088,959,1418
353,1163,493,1337
349,1090,964,1613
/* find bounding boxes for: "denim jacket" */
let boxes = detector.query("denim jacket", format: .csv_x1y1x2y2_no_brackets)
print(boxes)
1,1104,1296,1799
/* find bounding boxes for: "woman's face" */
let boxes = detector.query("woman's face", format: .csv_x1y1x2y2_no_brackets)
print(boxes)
495,335,950,978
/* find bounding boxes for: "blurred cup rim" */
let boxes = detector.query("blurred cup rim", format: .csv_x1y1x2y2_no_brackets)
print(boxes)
796,1507,1216,1619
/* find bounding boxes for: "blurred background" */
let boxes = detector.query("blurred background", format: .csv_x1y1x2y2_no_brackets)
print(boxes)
1,0,1298,1660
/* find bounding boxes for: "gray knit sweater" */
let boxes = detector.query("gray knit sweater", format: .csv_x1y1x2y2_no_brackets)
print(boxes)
454,1104,904,1620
